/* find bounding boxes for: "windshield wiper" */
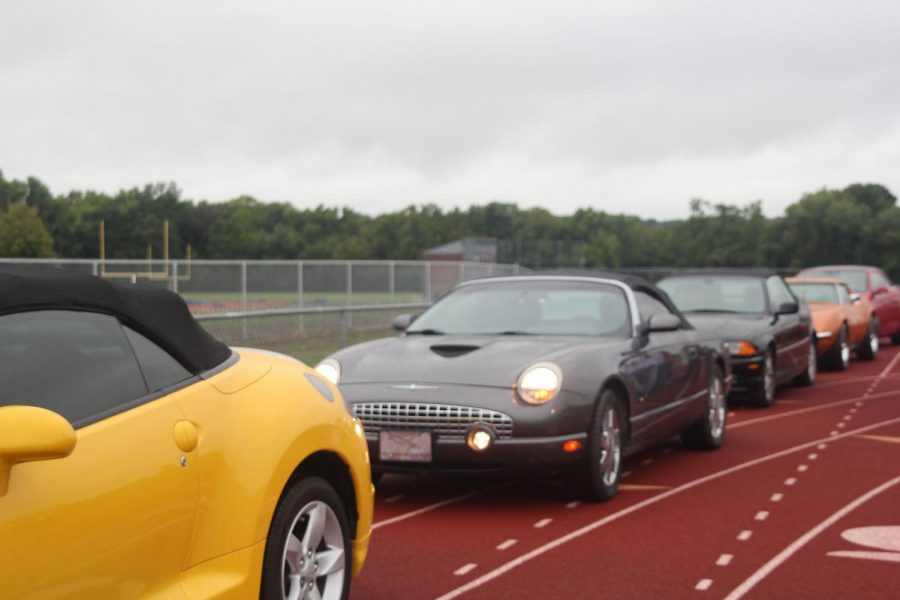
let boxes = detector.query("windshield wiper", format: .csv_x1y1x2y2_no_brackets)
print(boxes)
405,328,445,335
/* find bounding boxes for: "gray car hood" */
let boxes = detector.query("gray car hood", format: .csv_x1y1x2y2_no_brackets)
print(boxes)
683,312,772,340
331,334,621,388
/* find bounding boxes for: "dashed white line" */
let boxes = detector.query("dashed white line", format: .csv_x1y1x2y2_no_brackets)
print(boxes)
534,518,553,529
565,501,581,509
818,443,827,450
372,486,503,530
755,511,769,521
770,493,783,502
797,465,808,472
850,408,858,414
662,448,672,455
737,530,753,541
716,554,734,566
496,539,518,551
808,453,818,460
454,564,478,576
843,415,852,421
642,458,654,466
784,478,797,486
622,471,632,479
385,494,404,503
837,422,846,429
830,431,839,436
696,579,713,591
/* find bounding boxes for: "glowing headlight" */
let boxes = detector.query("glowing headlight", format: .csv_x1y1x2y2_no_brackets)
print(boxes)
315,359,341,385
724,340,758,356
517,363,562,405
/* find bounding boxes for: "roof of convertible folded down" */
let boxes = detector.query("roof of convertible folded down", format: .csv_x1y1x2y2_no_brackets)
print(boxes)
0,265,231,373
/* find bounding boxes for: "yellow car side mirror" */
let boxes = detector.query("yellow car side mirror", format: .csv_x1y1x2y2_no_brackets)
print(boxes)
0,406,76,496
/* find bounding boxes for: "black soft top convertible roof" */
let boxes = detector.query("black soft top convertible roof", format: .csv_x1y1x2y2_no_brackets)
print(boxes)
0,265,230,373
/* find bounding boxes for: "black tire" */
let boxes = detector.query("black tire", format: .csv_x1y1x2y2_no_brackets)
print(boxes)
261,477,352,600
566,389,626,502
858,317,879,361
793,337,817,386
824,325,850,371
750,349,776,408
682,365,727,450
371,467,384,485
890,331,900,345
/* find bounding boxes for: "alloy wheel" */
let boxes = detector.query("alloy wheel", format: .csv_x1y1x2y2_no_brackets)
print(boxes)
281,500,347,600
599,404,622,487
708,374,726,440
764,353,775,404
806,342,817,381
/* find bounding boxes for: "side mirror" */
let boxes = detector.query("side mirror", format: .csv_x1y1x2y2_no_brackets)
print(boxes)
849,292,861,304
645,313,682,333
874,286,889,297
776,301,799,315
0,406,76,495
392,313,415,331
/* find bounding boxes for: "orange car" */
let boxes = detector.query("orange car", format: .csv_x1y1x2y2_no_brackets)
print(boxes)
786,276,879,370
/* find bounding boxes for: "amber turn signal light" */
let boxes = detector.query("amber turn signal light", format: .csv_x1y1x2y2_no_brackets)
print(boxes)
563,439,582,453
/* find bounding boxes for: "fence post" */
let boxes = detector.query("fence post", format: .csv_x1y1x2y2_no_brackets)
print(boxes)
297,261,305,335
425,262,432,303
346,261,352,306
172,261,179,293
389,261,395,303
241,261,248,341
92,260,99,276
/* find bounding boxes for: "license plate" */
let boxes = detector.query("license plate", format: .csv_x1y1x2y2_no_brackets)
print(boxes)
379,431,432,463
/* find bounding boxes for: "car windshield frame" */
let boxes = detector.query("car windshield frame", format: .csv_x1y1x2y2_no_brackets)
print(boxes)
657,275,771,314
803,269,868,292
406,279,635,338
788,282,840,304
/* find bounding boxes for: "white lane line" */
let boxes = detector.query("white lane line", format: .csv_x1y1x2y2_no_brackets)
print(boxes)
724,474,900,600
730,388,900,430
770,493,783,502
454,564,478,576
797,465,808,472
534,518,553,529
372,486,502,530
622,471,632,478
837,422,846,429
434,416,900,600
385,494,404,504
642,458,654,466
856,401,864,407
565,501,581,509
843,415,852,421
808,453,818,460
818,443,827,450
496,539,518,551
737,530,753,541
696,579,713,591
663,448,672,455
850,408,858,414
755,511,769,521
784,478,797,486
830,431,839,436
717,554,734,566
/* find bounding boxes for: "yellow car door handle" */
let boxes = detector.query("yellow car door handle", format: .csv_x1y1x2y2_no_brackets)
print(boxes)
173,421,199,452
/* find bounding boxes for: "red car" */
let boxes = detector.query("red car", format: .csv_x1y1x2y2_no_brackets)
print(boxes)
798,265,900,343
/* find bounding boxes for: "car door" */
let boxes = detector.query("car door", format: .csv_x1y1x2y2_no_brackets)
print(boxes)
838,283,868,344
766,276,809,379
0,310,199,600
871,270,900,336
623,292,704,441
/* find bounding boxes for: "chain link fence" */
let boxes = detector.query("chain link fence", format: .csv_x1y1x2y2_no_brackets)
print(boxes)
1,258,522,364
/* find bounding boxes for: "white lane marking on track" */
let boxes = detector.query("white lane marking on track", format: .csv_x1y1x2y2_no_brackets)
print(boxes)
797,465,808,472
830,431,839,436
755,511,769,521
818,443,827,450
496,539,518,550
642,458,654,466
827,550,900,563
837,422,846,429
785,478,797,486
372,486,503,530
723,474,900,600
841,526,900,552
850,408,858,414
696,579,713,591
622,471,632,478
730,388,900,430
717,554,734,566
385,494,404,503
808,453,818,460
663,448,672,455
534,518,552,528
566,501,580,509
454,564,477,576
738,530,753,541
434,416,900,600
856,401,864,407
843,415,852,421
770,493,783,502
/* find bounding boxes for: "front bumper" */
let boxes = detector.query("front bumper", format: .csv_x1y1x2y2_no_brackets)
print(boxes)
366,432,588,472
728,354,766,396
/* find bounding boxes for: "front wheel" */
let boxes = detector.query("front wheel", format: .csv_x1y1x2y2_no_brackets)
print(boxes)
824,325,850,371
793,338,817,386
858,317,879,361
261,477,352,600
566,389,625,502
750,350,776,408
682,365,727,450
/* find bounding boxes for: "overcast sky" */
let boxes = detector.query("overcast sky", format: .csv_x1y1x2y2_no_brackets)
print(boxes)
2,0,899,220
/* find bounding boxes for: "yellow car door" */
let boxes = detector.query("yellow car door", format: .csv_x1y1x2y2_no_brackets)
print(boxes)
0,310,201,600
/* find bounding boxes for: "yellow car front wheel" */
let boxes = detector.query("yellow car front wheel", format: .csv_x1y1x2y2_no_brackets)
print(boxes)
261,477,352,600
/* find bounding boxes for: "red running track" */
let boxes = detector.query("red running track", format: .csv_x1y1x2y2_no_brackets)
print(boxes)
353,345,900,599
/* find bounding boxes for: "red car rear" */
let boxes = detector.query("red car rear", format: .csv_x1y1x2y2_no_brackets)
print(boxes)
798,265,900,343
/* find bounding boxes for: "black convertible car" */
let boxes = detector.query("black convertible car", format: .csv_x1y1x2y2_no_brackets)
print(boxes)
657,269,817,407
316,272,731,501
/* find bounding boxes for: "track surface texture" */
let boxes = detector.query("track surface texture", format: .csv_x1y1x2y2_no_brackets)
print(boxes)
353,344,900,599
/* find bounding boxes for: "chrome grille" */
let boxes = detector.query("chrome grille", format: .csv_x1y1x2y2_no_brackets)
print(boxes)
353,402,514,439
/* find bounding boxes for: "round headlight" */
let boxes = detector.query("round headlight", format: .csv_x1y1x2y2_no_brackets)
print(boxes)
517,362,562,405
315,359,341,385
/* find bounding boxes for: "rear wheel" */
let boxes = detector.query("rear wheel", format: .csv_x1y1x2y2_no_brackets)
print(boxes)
682,365,726,450
824,325,850,371
793,338,817,386
566,389,625,502
890,331,900,345
858,317,879,361
750,350,776,407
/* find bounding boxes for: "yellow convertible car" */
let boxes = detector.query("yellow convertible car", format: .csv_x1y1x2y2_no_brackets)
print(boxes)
0,266,373,600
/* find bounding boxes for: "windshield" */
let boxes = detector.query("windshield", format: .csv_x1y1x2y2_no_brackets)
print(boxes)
658,276,768,313
803,269,867,292
407,280,632,337
788,283,839,304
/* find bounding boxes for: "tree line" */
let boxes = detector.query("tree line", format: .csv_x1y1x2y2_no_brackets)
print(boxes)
1,170,898,279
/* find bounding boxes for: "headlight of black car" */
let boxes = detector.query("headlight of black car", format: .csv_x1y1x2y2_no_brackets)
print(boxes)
516,362,563,405
315,358,341,385
724,340,758,357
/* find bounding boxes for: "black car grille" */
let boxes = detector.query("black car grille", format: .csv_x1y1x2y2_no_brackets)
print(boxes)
353,402,514,439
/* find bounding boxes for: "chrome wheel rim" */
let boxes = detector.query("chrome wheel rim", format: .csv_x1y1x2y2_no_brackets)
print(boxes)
281,500,346,600
764,354,775,403
599,404,622,487
807,343,817,381
840,333,850,367
870,327,880,354
708,374,726,440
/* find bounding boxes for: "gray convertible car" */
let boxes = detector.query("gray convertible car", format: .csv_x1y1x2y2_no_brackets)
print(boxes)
315,272,731,501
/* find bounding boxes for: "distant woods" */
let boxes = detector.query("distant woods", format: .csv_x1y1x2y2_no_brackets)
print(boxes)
1,171,898,278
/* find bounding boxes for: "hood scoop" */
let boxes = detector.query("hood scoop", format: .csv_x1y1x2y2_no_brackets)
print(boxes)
430,344,480,358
